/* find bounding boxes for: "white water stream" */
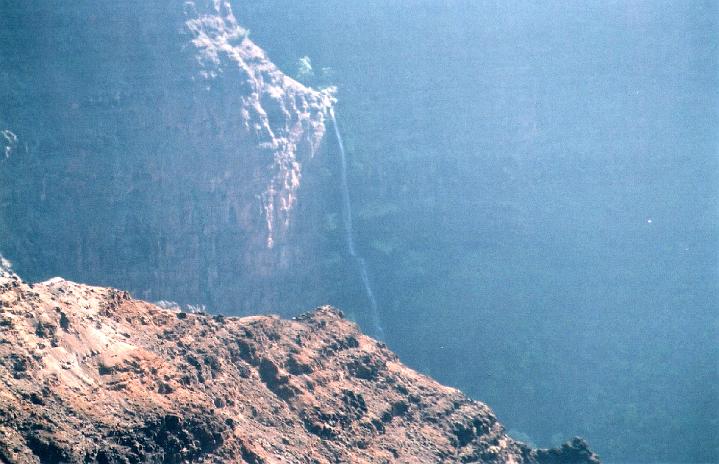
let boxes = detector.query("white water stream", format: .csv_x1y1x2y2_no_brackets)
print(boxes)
329,108,384,339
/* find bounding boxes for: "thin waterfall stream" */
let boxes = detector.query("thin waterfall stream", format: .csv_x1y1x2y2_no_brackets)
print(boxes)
329,108,385,339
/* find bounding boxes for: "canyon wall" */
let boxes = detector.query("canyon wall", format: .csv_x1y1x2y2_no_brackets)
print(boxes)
0,1,333,314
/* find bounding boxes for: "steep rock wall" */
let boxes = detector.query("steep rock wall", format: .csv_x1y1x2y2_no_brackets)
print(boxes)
0,1,333,314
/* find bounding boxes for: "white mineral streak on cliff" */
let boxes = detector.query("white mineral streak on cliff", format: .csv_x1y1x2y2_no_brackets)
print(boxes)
1,129,17,159
184,1,331,248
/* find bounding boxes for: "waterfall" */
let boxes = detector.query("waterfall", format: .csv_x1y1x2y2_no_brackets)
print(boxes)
329,108,385,339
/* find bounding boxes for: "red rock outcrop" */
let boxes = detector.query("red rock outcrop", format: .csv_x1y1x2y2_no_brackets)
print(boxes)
0,266,598,463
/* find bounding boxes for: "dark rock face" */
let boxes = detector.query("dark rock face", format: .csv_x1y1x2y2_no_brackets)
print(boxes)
0,1,332,314
0,269,600,463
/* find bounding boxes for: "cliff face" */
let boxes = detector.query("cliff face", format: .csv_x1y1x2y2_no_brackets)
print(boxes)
0,267,598,463
0,1,332,313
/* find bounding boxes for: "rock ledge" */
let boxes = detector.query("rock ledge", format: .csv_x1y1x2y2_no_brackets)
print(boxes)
0,270,599,463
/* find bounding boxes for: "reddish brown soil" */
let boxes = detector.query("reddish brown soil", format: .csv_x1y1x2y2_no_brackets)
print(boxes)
0,267,598,463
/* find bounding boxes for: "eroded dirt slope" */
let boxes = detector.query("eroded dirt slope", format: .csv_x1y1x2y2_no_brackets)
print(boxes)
0,266,598,463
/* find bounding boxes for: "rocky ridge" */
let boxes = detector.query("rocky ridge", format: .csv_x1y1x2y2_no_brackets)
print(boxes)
0,266,598,463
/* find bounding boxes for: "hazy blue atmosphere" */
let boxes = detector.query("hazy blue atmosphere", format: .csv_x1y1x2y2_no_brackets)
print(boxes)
235,1,718,461
1,1,717,462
